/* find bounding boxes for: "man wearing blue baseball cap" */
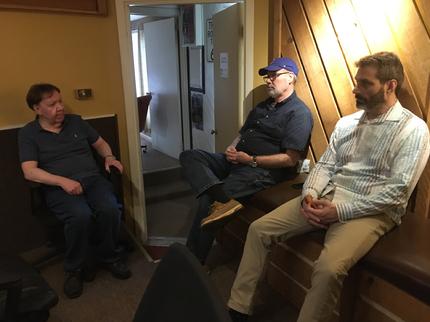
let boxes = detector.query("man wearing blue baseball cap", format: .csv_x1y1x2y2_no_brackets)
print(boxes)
180,57,313,266
228,52,430,322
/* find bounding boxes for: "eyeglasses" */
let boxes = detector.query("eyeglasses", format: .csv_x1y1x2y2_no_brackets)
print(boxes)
262,72,291,81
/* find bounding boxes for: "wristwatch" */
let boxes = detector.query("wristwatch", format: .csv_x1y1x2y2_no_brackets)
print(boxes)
250,155,258,168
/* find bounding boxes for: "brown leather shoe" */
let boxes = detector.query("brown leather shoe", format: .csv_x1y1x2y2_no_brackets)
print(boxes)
200,199,243,231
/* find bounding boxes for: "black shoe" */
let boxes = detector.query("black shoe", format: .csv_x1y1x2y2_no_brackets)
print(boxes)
64,271,83,299
82,262,97,282
229,309,249,322
104,260,131,279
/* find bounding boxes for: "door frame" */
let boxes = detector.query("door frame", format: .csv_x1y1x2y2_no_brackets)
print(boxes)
115,0,254,243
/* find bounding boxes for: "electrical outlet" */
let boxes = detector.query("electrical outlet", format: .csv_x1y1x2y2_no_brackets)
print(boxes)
75,89,92,100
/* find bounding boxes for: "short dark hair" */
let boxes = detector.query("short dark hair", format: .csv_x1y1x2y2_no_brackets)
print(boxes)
355,52,404,96
26,83,61,110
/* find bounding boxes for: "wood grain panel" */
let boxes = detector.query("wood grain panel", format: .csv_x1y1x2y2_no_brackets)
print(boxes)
324,0,370,79
269,0,283,59
416,0,430,36
350,0,423,119
415,161,430,219
301,0,356,117
283,0,341,137
280,10,329,159
358,271,430,322
267,262,308,309
272,0,430,214
353,298,397,322
381,0,430,118
270,244,314,289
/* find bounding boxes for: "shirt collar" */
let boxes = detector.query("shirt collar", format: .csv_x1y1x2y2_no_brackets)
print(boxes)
35,114,69,132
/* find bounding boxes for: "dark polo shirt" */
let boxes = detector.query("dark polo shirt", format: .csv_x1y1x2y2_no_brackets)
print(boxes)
18,114,100,180
236,91,313,181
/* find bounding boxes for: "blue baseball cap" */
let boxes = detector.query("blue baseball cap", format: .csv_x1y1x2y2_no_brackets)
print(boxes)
258,57,299,76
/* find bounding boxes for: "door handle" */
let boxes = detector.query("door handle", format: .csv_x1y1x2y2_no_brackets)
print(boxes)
210,129,217,135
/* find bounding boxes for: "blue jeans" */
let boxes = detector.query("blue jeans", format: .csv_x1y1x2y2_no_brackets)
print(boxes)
43,175,121,272
180,149,277,263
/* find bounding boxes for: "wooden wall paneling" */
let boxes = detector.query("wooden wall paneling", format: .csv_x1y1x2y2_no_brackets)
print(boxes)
415,0,430,44
415,161,430,219
381,0,430,118
323,0,370,81
349,0,423,119
382,0,430,216
301,0,356,117
269,0,283,60
353,298,398,322
280,11,329,160
358,271,430,322
283,0,341,137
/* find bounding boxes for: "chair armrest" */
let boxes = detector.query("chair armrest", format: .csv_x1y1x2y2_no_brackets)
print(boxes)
105,166,123,208
26,181,47,217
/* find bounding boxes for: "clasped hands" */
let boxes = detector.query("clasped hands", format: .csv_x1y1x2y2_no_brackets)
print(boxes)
225,146,251,164
300,194,339,229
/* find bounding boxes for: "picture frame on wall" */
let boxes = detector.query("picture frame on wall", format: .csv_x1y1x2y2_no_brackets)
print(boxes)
188,46,205,93
206,18,214,62
181,4,196,46
0,0,107,15
190,90,204,131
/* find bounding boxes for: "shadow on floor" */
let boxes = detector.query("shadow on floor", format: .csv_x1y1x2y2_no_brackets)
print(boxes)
41,245,297,322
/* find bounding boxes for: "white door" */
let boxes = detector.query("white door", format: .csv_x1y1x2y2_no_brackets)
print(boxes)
213,3,244,152
145,18,182,159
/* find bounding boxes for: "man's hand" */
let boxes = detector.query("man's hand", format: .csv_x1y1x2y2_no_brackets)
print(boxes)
105,157,123,173
300,194,339,228
225,146,238,163
60,178,83,195
301,194,328,229
225,146,253,165
309,199,339,225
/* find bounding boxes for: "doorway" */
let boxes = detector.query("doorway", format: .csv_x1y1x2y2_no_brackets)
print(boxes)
115,0,255,245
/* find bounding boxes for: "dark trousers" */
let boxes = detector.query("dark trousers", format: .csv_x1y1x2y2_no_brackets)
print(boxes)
44,175,121,272
180,149,276,263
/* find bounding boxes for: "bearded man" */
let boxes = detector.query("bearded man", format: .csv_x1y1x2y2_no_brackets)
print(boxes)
180,57,313,266
227,52,430,322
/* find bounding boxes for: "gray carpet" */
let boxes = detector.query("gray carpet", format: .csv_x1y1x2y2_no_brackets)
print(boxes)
42,251,156,322
41,245,297,322
140,134,179,174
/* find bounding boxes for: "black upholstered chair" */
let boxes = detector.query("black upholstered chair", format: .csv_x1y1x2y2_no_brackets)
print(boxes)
29,165,124,253
133,243,232,322
0,254,58,322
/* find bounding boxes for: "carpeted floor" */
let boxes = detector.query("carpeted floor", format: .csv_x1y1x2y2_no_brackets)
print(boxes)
41,245,298,322
41,251,156,322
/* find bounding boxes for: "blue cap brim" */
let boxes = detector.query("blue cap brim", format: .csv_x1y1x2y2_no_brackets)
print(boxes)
258,65,283,76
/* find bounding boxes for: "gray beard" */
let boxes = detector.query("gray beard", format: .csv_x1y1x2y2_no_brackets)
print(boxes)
267,88,278,98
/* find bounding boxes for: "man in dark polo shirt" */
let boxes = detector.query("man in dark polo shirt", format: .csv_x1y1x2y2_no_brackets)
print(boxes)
18,83,131,299
180,57,313,265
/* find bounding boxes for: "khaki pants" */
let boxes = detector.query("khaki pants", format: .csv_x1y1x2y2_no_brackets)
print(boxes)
227,195,395,322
